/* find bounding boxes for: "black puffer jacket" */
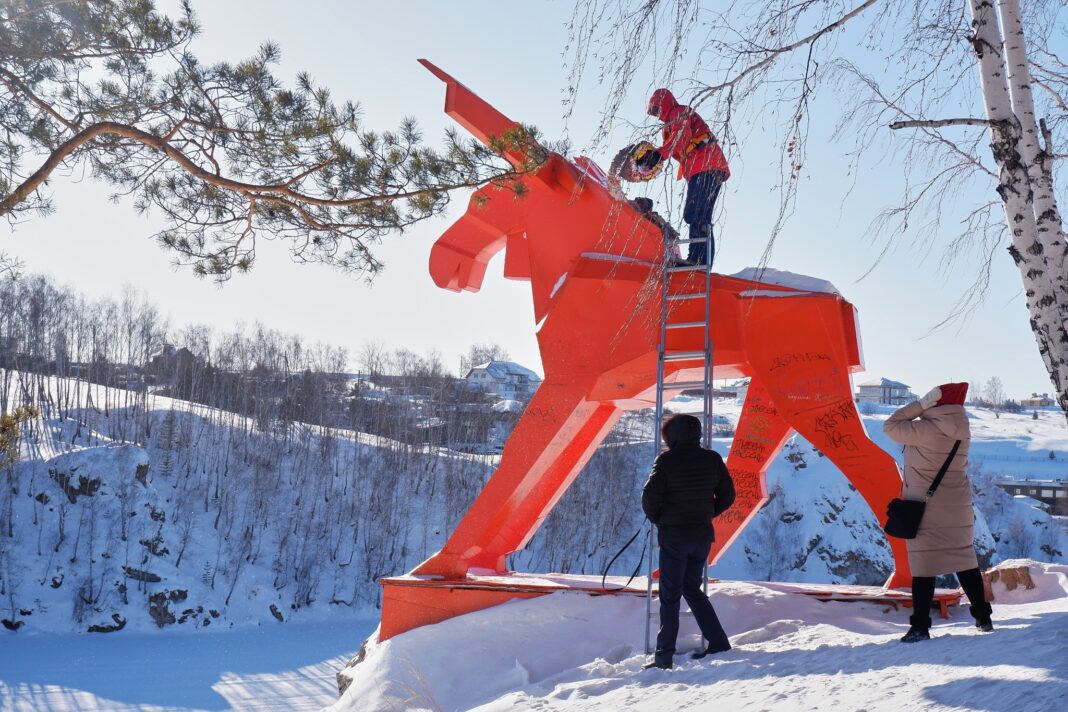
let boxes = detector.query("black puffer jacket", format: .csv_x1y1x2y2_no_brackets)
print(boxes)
641,443,735,545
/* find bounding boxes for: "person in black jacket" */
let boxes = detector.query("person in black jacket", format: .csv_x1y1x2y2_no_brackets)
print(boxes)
641,413,736,670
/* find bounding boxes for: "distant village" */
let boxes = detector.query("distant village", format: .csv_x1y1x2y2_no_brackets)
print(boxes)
2,333,1063,513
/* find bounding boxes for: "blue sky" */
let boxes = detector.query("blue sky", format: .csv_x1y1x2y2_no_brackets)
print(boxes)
2,0,1052,399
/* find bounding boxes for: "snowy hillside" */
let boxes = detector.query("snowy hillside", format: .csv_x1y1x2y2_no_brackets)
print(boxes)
0,371,497,634
1,372,1065,637
333,561,1068,712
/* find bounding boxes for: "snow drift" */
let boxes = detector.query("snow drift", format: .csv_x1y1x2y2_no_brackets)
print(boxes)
333,561,1068,712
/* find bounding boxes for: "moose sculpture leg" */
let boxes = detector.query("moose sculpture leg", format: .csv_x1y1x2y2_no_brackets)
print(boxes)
739,295,911,588
711,376,793,564
414,377,621,579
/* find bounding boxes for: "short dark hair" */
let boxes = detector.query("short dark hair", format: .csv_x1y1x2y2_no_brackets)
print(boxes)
662,413,701,447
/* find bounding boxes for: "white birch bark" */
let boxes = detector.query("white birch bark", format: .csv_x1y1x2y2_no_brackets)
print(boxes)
997,0,1068,262
968,0,1068,415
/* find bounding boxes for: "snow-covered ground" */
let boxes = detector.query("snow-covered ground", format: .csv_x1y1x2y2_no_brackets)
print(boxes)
0,619,374,711
2,372,1066,710
334,561,1068,712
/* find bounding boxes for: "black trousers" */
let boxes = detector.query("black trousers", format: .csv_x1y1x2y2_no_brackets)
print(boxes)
911,567,987,621
655,539,729,663
682,170,724,265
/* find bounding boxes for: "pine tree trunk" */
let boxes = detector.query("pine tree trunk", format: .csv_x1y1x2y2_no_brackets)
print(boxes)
968,0,1068,418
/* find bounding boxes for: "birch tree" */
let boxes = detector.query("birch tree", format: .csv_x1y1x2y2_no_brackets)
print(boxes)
568,0,1068,418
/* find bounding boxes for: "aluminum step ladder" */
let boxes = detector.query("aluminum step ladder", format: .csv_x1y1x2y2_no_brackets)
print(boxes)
644,234,715,655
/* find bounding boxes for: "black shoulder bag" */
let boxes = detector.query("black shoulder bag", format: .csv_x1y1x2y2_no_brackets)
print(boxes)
883,440,961,540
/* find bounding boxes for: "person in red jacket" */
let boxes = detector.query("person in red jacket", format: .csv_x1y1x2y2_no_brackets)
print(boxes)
639,88,730,266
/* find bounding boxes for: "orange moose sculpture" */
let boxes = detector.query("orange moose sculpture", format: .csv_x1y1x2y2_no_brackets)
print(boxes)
377,60,910,641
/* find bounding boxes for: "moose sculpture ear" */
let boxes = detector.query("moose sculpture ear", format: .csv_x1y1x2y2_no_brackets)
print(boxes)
503,231,530,281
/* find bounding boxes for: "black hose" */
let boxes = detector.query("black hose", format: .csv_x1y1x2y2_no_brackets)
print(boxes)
600,526,648,592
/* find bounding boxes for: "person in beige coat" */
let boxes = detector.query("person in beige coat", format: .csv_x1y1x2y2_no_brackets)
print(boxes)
883,382,993,642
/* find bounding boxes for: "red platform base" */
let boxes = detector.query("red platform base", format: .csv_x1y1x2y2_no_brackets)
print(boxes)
379,572,648,641
762,581,964,619
378,573,965,642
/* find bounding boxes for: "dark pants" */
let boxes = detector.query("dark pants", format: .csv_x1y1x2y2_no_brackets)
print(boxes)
911,568,988,624
655,539,729,664
682,170,724,265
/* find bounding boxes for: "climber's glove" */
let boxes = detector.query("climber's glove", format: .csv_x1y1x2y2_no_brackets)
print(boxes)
635,149,662,170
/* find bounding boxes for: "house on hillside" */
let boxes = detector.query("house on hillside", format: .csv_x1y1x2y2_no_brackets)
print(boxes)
1021,393,1055,407
855,377,914,405
464,361,542,400
147,344,197,376
720,379,750,402
995,478,1067,511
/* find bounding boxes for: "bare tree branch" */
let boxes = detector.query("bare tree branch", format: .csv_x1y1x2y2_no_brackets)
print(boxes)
890,118,993,130
692,0,882,103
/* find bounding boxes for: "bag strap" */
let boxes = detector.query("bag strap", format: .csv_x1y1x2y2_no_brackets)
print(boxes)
926,440,962,500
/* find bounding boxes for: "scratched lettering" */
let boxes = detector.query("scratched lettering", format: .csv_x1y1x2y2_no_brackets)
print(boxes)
768,351,832,372
731,440,766,461
728,470,759,484
813,400,860,452
523,406,557,421
750,416,771,433
732,483,763,500
748,404,779,416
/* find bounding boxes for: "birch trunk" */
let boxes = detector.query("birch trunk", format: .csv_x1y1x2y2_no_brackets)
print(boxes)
968,0,1068,417
997,0,1067,260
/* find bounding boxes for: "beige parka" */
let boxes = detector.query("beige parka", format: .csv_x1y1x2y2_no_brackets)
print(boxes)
883,401,979,577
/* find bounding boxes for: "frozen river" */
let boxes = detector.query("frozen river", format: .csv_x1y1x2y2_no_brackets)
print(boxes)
0,619,375,711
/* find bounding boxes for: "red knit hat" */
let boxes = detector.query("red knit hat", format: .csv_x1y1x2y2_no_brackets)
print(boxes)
936,382,968,406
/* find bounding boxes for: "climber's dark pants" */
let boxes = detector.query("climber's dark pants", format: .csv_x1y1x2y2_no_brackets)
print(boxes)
683,170,725,266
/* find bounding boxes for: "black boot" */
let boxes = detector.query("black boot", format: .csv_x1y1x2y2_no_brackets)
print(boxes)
900,614,931,643
970,602,994,632
642,657,672,670
691,642,731,659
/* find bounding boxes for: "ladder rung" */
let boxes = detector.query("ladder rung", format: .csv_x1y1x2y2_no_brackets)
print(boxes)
665,321,706,330
665,380,707,390
666,264,710,272
675,238,709,243
666,292,708,301
663,351,708,362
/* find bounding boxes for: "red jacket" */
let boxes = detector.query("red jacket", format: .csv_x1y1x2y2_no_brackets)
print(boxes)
649,88,730,182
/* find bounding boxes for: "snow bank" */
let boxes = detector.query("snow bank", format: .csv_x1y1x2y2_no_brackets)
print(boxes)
333,564,1068,712
332,594,648,711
